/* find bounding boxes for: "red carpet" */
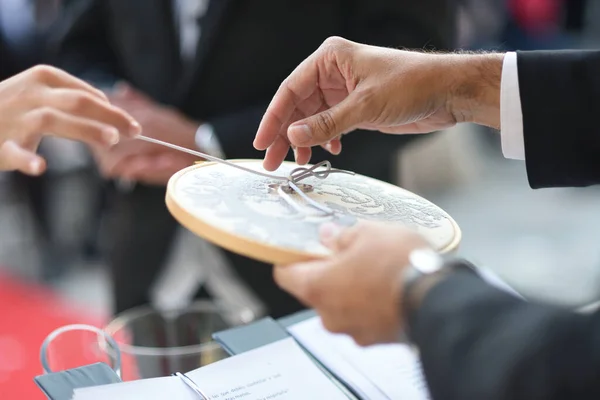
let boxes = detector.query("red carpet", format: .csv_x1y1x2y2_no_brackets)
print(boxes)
0,271,105,399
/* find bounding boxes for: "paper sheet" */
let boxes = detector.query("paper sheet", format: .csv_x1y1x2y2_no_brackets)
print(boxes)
288,317,430,400
73,338,348,400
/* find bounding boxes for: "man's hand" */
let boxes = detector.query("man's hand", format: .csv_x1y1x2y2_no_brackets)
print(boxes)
94,83,201,185
0,65,141,175
254,37,503,171
273,221,432,346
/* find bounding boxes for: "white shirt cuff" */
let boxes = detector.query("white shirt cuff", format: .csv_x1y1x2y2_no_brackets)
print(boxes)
476,267,524,300
195,123,225,159
500,52,525,160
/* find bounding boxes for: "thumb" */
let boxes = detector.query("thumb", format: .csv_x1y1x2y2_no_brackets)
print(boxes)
288,93,362,146
0,140,46,175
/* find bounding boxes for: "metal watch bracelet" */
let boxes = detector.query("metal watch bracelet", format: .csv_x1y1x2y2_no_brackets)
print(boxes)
401,249,477,343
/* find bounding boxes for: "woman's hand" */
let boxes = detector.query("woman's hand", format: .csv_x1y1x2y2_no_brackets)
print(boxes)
0,65,141,175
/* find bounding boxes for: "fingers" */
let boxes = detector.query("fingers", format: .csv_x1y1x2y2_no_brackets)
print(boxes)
47,88,141,140
0,140,46,175
254,55,321,152
273,222,361,307
24,107,125,148
19,67,142,145
321,137,342,155
294,146,312,165
273,260,333,308
26,65,108,103
319,222,360,253
263,135,291,171
288,92,362,147
256,37,357,170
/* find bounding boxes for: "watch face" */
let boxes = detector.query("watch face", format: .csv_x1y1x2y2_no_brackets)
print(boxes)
409,249,444,274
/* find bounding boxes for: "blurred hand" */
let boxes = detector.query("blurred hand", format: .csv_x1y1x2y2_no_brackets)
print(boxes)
254,36,502,171
94,83,200,186
273,221,431,346
0,65,141,175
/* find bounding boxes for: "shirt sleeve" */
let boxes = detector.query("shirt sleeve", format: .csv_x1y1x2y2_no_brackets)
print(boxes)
500,52,525,160
195,123,226,159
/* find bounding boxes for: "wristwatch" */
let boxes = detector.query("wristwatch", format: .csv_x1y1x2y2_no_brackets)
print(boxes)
401,248,477,342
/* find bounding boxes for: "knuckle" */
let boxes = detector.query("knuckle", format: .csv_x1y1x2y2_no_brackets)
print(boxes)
84,123,106,139
322,36,354,59
278,77,290,92
314,111,338,140
29,65,57,83
65,92,93,112
322,36,348,50
28,107,56,131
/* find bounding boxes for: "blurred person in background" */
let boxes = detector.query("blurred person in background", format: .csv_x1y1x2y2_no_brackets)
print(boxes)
456,0,507,49
0,14,18,80
0,0,104,281
50,0,457,318
502,0,588,50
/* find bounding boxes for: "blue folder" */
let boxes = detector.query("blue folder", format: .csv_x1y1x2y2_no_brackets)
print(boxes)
34,362,122,400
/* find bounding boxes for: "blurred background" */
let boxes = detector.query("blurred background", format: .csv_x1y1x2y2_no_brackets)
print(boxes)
2,0,600,397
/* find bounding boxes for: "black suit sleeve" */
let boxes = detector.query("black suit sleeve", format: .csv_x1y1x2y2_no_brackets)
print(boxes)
49,0,120,88
517,50,600,189
0,34,17,80
411,270,600,400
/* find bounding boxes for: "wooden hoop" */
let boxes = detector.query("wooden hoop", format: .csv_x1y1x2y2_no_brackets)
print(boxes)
166,160,462,265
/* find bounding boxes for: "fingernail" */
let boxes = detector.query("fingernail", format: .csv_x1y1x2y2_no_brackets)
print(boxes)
288,124,312,145
129,120,142,136
324,142,332,153
319,222,342,241
29,159,42,175
103,127,120,145
292,146,298,161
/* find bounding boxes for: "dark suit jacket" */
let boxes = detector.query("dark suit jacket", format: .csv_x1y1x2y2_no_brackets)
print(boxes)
0,30,18,80
411,50,600,399
517,50,600,189
51,0,457,316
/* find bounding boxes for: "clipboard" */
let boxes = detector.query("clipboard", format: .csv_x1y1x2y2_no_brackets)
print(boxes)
34,362,122,400
212,310,360,400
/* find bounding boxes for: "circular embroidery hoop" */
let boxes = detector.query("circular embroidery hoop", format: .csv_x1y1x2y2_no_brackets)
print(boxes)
166,160,461,264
